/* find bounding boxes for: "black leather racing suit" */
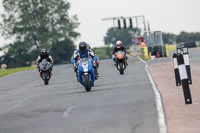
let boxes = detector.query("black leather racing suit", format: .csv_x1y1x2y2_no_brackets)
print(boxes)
36,53,54,71
112,46,128,64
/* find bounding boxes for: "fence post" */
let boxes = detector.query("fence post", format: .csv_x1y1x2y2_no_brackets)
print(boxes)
177,53,192,104
173,53,181,86
182,45,192,84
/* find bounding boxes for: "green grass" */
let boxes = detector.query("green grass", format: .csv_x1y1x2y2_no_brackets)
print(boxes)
0,66,36,77
93,46,112,59
196,41,200,47
168,44,177,51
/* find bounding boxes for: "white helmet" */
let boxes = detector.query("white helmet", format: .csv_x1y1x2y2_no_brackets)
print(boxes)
116,40,122,48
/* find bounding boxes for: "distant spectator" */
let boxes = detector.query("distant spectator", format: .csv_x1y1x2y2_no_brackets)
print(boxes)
131,38,136,45
141,42,146,47
131,38,137,56
141,36,144,42
137,36,141,42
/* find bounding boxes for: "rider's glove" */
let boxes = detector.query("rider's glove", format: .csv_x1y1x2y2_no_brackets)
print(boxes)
112,55,115,59
37,63,40,70
73,63,77,69
37,66,40,72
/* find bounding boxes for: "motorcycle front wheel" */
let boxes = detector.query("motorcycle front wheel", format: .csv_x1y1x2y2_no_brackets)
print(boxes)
44,72,49,85
84,75,91,92
119,62,124,75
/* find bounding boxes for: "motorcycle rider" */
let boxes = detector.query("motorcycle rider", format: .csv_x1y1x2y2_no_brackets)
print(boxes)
112,40,128,66
71,41,98,81
36,49,54,75
87,44,100,77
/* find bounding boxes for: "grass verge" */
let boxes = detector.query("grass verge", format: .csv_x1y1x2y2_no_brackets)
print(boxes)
0,66,36,77
168,44,177,51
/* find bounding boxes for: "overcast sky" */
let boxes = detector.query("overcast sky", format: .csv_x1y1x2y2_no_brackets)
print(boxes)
1,0,200,48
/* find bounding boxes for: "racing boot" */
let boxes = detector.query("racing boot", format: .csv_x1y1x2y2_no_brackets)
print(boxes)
94,68,99,80
114,61,117,67
76,73,79,82
113,58,117,67
49,71,52,77
125,58,128,66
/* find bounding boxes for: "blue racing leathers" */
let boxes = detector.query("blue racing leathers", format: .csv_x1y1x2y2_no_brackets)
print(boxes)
71,48,97,64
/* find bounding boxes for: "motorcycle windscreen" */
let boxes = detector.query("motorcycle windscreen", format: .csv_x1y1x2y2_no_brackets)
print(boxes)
40,59,50,71
116,51,125,59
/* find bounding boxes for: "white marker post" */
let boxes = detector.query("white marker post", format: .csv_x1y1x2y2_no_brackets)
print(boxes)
177,53,192,104
182,45,192,84
173,53,181,86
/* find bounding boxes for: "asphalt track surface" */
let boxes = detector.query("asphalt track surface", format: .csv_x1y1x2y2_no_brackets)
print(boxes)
0,57,161,133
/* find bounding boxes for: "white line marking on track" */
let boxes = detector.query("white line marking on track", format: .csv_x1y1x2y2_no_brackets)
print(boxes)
138,56,168,133
63,105,74,117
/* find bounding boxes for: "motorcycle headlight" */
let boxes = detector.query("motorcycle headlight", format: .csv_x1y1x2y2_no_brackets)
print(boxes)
82,62,88,72
83,62,87,65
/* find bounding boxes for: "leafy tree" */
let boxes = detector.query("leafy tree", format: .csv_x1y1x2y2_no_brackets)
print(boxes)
1,41,31,68
51,38,75,63
104,28,140,48
0,0,80,68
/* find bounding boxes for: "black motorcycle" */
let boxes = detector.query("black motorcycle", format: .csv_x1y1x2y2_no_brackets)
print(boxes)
39,59,52,85
115,51,127,75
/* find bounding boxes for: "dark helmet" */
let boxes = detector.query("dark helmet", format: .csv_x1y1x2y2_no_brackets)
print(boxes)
41,49,49,57
41,49,47,54
79,42,87,54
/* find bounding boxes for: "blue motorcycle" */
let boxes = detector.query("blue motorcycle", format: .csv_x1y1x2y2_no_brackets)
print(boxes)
77,58,95,91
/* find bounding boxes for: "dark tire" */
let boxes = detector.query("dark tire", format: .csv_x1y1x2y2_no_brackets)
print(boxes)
95,74,98,80
119,63,124,75
44,72,49,85
94,69,98,80
84,75,91,92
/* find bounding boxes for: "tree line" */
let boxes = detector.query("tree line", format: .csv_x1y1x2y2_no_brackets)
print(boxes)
104,28,200,47
0,0,80,68
162,31,200,44
103,27,140,49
